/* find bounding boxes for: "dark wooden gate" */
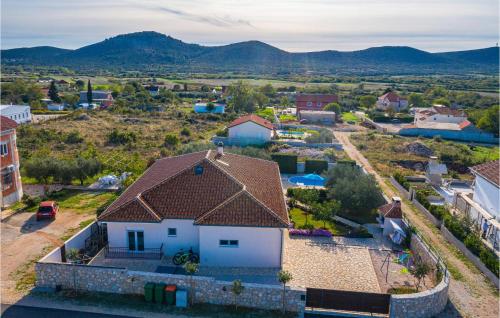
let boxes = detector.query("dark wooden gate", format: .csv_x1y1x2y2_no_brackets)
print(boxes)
306,288,391,315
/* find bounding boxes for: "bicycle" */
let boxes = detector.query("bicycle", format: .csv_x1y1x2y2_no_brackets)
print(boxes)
172,247,199,265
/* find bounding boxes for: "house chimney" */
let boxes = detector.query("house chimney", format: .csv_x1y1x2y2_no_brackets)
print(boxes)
392,197,401,206
217,142,224,156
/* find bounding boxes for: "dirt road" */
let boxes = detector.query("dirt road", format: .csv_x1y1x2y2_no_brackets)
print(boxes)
334,131,499,318
1,210,92,303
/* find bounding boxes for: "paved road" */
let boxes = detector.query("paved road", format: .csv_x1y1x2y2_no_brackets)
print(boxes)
334,131,499,318
1,304,136,318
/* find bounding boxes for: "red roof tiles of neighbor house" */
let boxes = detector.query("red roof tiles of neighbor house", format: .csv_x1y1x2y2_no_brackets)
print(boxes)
228,114,274,130
378,200,403,219
0,116,18,132
470,160,499,187
98,150,289,227
380,92,403,102
458,120,472,129
432,106,465,116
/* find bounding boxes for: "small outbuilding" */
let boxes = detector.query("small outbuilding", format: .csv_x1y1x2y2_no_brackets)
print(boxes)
228,114,274,145
378,197,404,238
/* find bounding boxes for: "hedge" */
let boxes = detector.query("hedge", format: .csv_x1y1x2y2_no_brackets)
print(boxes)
271,153,297,174
336,159,356,167
305,159,328,174
393,172,410,191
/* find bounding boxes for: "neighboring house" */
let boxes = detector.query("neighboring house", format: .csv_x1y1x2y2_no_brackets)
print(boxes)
47,104,65,111
0,116,23,207
376,92,408,111
377,197,404,239
454,160,500,250
145,85,160,96
0,105,32,124
227,114,274,145
194,102,225,114
97,147,289,267
425,156,448,186
57,79,71,89
298,110,336,125
399,105,498,143
79,91,114,108
295,94,338,114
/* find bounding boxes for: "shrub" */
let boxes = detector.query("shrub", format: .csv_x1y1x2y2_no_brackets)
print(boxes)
22,194,41,208
305,128,333,144
164,134,180,147
304,159,328,174
215,128,228,137
443,215,469,241
428,205,448,220
393,172,411,191
336,159,356,167
480,248,499,276
180,127,191,137
464,233,482,256
64,131,84,144
107,129,137,145
271,153,297,174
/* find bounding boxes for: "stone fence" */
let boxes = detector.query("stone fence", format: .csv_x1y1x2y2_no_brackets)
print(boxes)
389,232,450,318
35,262,306,313
389,176,410,200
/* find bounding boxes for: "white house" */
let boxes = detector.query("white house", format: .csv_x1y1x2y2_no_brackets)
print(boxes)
454,160,500,251
376,92,408,111
0,105,31,124
227,114,274,145
47,104,65,111
425,156,448,186
377,197,404,238
414,105,467,126
98,147,289,268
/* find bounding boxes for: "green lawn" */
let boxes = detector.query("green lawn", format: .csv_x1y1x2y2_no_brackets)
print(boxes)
255,107,275,122
341,112,360,123
471,146,499,162
289,208,350,235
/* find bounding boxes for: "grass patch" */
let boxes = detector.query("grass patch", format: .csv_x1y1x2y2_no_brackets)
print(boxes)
35,290,293,318
387,286,418,294
255,107,275,122
49,190,118,215
279,114,296,122
289,208,350,235
341,112,360,123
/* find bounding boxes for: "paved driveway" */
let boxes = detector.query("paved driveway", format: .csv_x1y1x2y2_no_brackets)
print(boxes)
282,234,381,293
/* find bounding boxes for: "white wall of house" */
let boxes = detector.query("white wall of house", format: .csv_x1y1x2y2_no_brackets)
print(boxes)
104,219,200,255
376,99,408,111
382,218,404,236
0,105,31,124
198,226,283,267
472,176,500,221
417,113,466,124
228,122,272,143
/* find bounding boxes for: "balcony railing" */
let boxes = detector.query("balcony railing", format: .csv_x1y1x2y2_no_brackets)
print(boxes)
104,243,163,260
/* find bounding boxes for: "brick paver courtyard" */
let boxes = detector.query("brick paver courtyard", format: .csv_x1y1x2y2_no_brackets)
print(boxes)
282,234,381,292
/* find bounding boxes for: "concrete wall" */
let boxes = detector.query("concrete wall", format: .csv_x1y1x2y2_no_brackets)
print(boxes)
389,176,410,200
228,121,272,143
35,262,306,313
105,220,200,256
472,176,499,220
199,226,283,267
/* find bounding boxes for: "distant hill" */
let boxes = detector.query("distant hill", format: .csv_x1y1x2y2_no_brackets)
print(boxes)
2,31,498,75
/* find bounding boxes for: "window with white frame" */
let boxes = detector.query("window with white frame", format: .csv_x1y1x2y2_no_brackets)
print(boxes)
219,240,238,247
0,143,8,156
167,228,177,237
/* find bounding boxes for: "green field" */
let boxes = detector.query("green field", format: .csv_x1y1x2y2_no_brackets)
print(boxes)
341,112,360,123
289,207,350,235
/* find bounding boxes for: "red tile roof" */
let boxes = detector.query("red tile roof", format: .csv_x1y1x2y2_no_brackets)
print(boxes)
432,106,465,117
98,150,289,227
228,114,274,130
1,116,17,132
458,120,472,129
380,92,404,103
378,200,403,219
470,160,499,187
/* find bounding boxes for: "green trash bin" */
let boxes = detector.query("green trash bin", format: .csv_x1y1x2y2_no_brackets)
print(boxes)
154,283,166,303
164,285,177,305
144,282,155,303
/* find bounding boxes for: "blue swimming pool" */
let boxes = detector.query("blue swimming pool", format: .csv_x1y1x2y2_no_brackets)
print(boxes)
288,174,326,187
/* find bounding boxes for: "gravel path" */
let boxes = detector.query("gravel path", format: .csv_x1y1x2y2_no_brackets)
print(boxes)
335,131,499,318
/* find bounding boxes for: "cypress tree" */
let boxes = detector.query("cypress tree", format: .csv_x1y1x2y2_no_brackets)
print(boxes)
48,80,61,103
87,80,93,105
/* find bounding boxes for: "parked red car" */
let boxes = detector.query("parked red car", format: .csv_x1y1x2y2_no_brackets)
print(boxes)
36,201,58,221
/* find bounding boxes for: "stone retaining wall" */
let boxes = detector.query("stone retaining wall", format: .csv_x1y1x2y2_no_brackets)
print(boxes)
389,176,410,200
35,262,306,313
411,198,442,228
389,234,450,318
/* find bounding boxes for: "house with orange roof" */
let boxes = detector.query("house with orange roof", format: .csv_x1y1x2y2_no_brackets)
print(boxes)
97,146,289,267
376,92,408,111
227,114,274,145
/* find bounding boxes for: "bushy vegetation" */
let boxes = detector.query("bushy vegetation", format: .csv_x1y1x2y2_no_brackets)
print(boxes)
305,128,333,144
24,156,101,185
304,159,328,173
271,153,298,173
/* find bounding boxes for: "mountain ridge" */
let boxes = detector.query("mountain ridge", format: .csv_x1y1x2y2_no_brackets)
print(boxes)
2,31,498,75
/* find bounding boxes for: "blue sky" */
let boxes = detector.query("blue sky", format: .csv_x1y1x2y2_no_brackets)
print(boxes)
1,0,498,52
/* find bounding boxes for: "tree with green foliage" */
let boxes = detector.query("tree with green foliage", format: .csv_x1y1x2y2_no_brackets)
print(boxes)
62,94,79,108
228,80,256,112
230,279,245,310
408,93,426,108
48,81,61,103
24,157,58,184
323,102,341,114
305,128,333,144
433,97,450,106
184,261,199,305
75,80,85,90
325,165,385,216
476,105,499,135
87,80,93,105
359,95,377,110
277,270,293,313
164,133,180,148
312,200,341,229
73,157,101,185
410,260,430,291
259,83,276,98
280,96,290,108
